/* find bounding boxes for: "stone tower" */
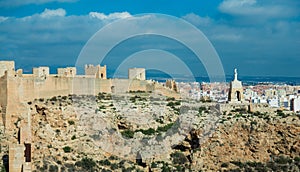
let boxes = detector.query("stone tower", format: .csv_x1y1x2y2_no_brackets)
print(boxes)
128,68,146,80
166,79,178,92
228,68,244,102
85,64,107,79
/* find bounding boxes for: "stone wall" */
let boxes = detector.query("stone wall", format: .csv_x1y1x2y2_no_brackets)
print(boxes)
0,74,8,126
154,82,180,99
0,61,180,172
9,144,25,172
220,103,274,114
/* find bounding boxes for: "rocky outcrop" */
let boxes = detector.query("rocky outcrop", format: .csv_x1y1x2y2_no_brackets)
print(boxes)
1,93,299,172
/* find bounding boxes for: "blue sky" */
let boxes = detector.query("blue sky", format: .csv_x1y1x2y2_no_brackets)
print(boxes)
0,0,299,77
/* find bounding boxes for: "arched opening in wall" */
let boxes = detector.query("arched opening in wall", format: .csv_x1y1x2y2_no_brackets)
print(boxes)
236,91,241,101
24,143,31,162
111,86,115,93
2,155,8,172
18,129,21,144
101,73,104,79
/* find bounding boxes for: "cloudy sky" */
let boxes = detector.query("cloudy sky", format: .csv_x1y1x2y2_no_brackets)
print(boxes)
0,0,299,77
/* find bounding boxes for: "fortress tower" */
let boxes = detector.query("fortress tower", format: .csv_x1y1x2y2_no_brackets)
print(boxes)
128,68,146,80
57,67,76,77
228,69,244,102
166,79,178,92
0,61,15,77
85,64,107,79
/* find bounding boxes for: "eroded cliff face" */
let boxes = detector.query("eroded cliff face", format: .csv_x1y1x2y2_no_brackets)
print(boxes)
190,115,300,171
1,92,299,172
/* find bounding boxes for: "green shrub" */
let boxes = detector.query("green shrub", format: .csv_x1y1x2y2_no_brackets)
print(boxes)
166,102,175,107
121,130,134,138
49,165,58,172
151,162,158,168
136,128,156,135
99,105,106,109
75,157,96,170
50,96,57,101
166,97,175,101
101,159,111,166
174,101,181,106
110,163,118,170
1,165,6,172
221,162,229,168
275,155,292,164
68,120,75,125
170,152,188,164
157,123,174,132
63,146,71,153
71,135,76,140
199,106,207,114
230,161,245,168
55,129,60,133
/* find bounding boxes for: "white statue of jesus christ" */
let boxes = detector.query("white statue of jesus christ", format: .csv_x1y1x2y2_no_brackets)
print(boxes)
234,68,238,81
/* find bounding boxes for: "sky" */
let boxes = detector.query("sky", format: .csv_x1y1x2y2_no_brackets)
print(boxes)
0,0,299,77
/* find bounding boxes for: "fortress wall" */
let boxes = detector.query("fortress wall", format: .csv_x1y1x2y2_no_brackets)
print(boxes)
33,77,71,99
0,75,8,126
95,79,112,93
219,103,274,114
20,77,35,102
153,83,180,98
219,103,249,114
110,79,150,93
128,80,151,92
111,79,131,93
72,77,96,95
17,77,72,102
0,75,8,108
251,104,274,113
5,75,26,128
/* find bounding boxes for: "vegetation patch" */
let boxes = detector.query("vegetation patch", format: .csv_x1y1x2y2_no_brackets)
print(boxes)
63,146,72,153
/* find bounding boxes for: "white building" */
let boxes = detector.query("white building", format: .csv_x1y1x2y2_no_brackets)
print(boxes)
290,97,300,112
268,98,279,108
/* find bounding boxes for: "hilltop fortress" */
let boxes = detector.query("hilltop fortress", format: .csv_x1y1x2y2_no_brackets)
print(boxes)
0,61,178,128
0,60,178,172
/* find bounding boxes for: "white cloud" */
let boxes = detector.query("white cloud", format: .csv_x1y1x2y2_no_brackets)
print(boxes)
0,10,299,76
220,0,256,9
89,12,132,20
211,33,242,42
219,0,299,19
182,13,213,26
40,8,66,18
0,16,9,23
0,0,76,7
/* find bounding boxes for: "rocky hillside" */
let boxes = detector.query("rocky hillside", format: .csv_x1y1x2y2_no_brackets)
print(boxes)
1,92,300,171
